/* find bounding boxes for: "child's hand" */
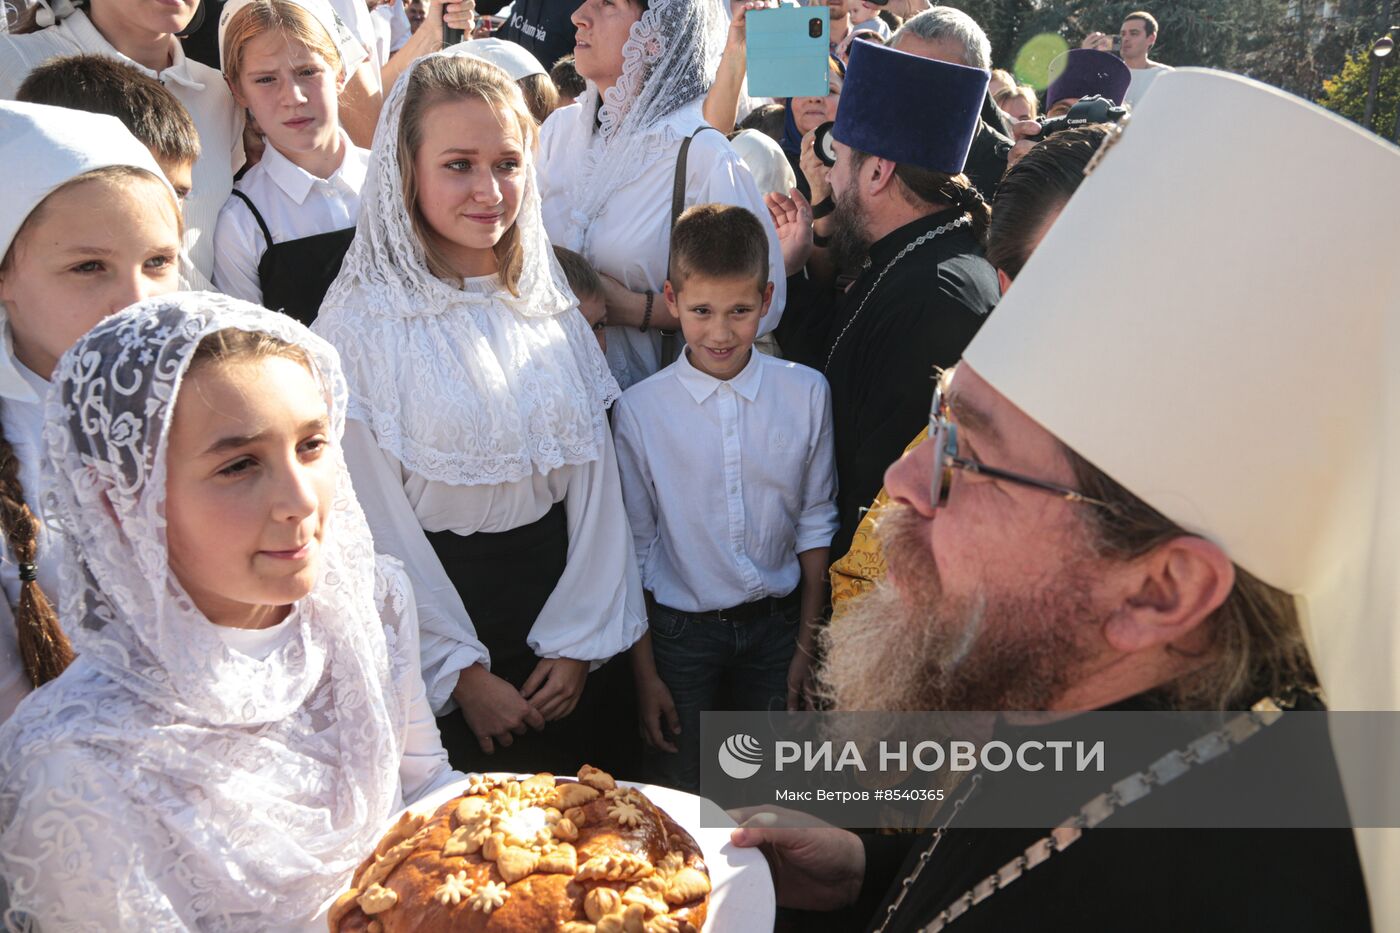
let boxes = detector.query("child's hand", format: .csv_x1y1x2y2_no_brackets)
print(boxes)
521,657,589,721
637,672,680,753
787,646,816,710
453,664,546,754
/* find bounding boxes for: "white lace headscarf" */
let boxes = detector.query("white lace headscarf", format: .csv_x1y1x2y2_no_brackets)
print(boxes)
316,47,618,487
0,293,410,928
557,0,726,253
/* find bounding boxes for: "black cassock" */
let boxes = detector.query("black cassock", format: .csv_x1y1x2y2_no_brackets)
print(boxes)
836,691,1372,933
780,208,999,560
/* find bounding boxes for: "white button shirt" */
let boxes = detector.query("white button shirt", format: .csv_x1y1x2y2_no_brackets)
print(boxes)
0,9,244,283
612,349,839,614
212,134,369,305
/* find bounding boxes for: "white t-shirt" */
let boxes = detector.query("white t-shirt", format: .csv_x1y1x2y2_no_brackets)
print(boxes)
212,133,369,305
537,99,787,391
0,8,243,282
1126,62,1173,109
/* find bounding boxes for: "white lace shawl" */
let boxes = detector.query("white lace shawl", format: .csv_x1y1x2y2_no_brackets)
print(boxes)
0,293,412,930
552,0,726,254
315,47,619,487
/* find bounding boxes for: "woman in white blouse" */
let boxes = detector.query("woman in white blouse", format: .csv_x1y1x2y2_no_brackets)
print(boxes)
0,292,457,930
315,49,645,773
0,0,242,286
536,0,788,390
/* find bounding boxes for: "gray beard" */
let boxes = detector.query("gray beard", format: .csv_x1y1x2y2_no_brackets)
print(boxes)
816,504,1101,712
829,184,871,272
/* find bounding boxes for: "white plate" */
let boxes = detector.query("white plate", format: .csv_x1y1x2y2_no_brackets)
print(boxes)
314,775,776,932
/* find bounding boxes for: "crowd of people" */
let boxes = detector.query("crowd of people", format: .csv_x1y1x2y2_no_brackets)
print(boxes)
0,0,1395,930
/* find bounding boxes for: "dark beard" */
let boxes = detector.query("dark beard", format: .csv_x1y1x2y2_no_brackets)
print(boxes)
829,184,871,272
816,504,1100,712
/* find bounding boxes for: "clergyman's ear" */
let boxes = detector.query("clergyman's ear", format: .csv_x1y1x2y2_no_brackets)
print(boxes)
1102,535,1235,655
867,157,899,197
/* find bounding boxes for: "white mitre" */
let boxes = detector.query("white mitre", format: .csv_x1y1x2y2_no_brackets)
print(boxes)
963,68,1400,928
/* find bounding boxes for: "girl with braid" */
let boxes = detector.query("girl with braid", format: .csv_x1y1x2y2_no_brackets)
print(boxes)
0,101,184,722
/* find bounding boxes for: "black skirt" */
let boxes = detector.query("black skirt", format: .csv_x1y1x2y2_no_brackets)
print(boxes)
426,502,634,775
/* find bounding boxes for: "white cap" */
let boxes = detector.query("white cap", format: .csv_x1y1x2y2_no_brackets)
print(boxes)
456,37,548,81
218,0,368,79
729,129,797,200
962,68,1400,929
0,101,171,261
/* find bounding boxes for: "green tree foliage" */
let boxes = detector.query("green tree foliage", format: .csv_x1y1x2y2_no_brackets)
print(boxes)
1319,45,1400,140
936,0,1391,130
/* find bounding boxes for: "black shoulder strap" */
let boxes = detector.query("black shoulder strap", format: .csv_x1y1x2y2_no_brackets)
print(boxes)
667,125,724,277
229,189,274,250
660,126,723,368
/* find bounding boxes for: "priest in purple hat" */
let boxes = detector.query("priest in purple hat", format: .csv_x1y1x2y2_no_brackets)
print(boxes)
779,38,1000,563
1044,48,1132,117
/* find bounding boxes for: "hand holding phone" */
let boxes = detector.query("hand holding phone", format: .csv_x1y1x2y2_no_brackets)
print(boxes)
441,0,476,47
1080,31,1116,53
724,0,778,55
745,5,831,99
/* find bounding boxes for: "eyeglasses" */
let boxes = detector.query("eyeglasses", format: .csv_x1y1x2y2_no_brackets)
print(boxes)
929,379,1119,513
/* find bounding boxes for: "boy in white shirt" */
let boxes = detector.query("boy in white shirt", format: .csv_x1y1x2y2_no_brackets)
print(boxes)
614,204,838,791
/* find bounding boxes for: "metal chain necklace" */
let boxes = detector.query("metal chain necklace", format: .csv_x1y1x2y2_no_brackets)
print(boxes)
872,696,1289,933
822,215,971,374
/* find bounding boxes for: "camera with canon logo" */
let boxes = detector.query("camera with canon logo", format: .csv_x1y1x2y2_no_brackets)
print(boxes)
1036,95,1129,139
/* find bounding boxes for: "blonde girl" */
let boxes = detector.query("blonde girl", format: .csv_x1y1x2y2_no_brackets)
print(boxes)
213,0,369,323
316,50,645,774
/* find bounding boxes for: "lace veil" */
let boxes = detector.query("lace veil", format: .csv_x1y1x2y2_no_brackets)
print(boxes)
315,46,619,487
555,0,726,253
0,293,411,928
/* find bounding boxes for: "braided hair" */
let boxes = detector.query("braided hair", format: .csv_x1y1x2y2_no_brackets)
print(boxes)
0,419,72,686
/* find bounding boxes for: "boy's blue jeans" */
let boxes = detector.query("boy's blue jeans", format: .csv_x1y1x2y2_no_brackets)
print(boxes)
643,599,799,792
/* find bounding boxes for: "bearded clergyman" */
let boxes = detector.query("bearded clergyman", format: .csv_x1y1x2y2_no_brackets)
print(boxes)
780,39,1000,561
734,68,1398,932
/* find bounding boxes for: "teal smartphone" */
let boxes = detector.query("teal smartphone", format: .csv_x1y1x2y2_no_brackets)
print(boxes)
745,6,831,99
